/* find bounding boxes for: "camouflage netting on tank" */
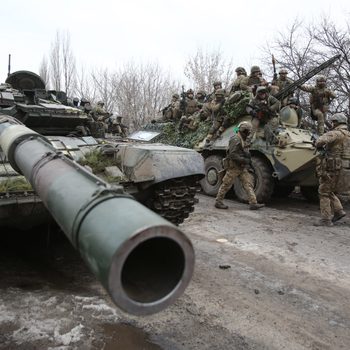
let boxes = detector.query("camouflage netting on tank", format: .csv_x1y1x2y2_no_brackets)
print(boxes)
78,149,116,174
144,121,211,149
224,91,251,124
0,178,32,193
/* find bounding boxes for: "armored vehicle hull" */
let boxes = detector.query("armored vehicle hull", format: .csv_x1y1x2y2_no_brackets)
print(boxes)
0,71,204,228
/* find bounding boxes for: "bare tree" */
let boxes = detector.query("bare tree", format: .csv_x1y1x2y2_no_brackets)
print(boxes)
40,30,77,95
112,62,180,130
39,55,50,87
184,48,234,93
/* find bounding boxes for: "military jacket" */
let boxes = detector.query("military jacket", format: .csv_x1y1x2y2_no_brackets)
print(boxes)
185,98,200,115
201,98,226,120
226,133,250,167
272,77,293,92
316,124,350,160
230,75,246,92
300,85,336,111
246,95,280,123
240,75,266,91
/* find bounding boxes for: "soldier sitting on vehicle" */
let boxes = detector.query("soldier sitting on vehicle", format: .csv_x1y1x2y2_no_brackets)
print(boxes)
178,89,201,131
246,86,281,143
240,66,268,95
202,89,229,145
271,68,294,106
215,121,265,210
109,115,128,137
206,81,225,102
161,93,182,121
195,90,207,105
299,75,336,135
313,112,350,226
230,67,247,94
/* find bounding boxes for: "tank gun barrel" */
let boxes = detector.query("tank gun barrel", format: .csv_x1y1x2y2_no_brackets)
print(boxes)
275,54,341,101
0,115,194,315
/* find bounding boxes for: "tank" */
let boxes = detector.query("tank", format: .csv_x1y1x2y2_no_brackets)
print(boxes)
0,70,204,229
138,55,342,203
0,115,194,315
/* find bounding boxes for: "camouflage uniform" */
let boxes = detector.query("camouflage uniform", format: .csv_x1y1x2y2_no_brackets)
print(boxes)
202,89,228,143
271,69,293,106
179,89,201,130
215,122,264,210
314,113,350,226
240,66,268,94
110,116,128,137
246,86,281,143
206,81,223,102
195,90,207,104
162,94,182,121
230,67,247,93
300,75,336,135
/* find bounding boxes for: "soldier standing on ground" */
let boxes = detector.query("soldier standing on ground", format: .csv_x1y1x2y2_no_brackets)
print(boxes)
313,113,350,226
300,75,336,135
215,121,265,210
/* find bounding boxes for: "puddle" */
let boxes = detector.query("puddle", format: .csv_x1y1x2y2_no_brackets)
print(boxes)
101,323,163,350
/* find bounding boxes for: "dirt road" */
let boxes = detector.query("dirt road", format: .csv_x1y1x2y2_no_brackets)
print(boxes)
1,194,349,349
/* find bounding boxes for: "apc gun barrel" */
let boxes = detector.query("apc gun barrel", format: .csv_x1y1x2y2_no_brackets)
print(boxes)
275,54,341,101
0,116,194,315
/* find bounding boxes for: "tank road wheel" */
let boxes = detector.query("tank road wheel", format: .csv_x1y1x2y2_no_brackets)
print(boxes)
234,156,274,204
200,155,224,196
146,178,199,225
300,186,319,203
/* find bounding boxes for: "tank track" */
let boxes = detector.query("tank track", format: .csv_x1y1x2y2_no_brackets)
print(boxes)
148,177,200,225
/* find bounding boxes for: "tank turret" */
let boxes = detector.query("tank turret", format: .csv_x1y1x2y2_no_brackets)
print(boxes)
0,71,204,228
0,115,194,315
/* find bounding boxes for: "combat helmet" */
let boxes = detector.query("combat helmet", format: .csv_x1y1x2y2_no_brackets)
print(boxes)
172,93,180,99
250,66,261,74
214,88,225,96
279,68,288,75
97,101,104,106
186,89,194,95
256,86,267,94
213,81,222,88
196,90,206,96
331,113,348,125
235,67,247,75
316,75,326,83
238,121,252,132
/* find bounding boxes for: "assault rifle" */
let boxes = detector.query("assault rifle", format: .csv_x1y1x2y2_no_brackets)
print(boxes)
272,54,277,81
275,54,341,102
180,85,187,114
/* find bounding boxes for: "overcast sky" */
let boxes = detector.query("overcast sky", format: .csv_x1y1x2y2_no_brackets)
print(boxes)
1,0,350,82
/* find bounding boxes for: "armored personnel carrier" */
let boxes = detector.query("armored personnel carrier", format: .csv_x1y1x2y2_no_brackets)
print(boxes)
139,55,341,203
0,71,204,229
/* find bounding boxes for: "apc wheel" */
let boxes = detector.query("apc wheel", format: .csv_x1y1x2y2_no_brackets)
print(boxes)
300,186,319,203
234,156,274,203
200,155,224,196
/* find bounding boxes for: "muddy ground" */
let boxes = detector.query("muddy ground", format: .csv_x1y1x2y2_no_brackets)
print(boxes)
0,194,350,350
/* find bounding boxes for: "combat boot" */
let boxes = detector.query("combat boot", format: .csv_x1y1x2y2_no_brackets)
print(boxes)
249,203,265,210
332,210,346,223
313,219,333,227
215,201,228,209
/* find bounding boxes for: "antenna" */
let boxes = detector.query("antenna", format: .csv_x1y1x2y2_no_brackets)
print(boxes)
7,54,11,77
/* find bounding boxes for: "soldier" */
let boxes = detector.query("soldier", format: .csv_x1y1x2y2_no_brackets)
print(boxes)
110,115,128,137
271,68,293,106
230,67,247,93
287,97,304,127
300,75,336,135
313,113,350,226
206,81,223,102
202,88,228,144
240,66,268,94
246,86,281,142
195,90,207,104
72,97,79,107
162,93,181,121
215,121,265,210
178,89,201,130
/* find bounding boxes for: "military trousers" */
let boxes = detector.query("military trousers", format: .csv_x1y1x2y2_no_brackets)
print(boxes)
318,171,343,220
216,166,257,204
312,108,325,135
